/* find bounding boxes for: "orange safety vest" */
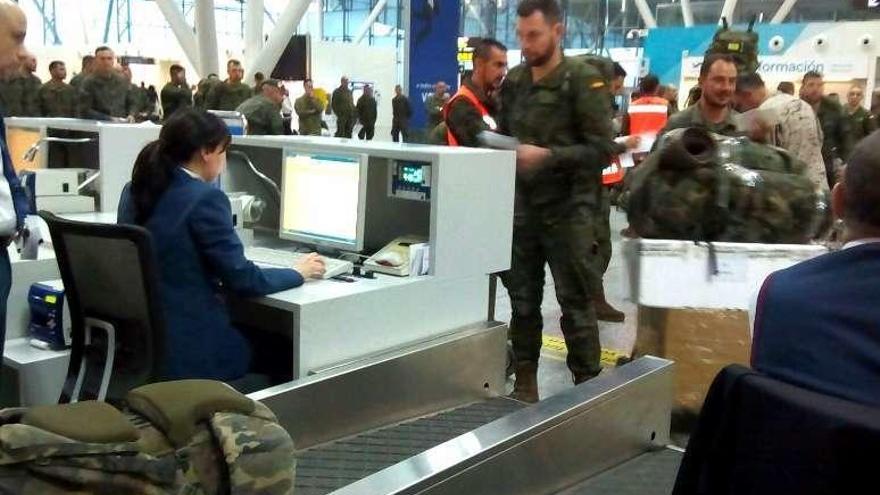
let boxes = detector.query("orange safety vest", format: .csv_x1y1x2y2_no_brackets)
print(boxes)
628,96,669,137
602,156,625,185
444,85,497,147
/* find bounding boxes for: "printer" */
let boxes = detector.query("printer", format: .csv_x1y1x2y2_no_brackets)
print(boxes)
28,281,71,350
21,169,97,214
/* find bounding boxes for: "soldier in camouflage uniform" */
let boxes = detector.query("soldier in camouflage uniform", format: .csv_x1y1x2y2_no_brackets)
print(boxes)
424,81,448,130
121,64,154,121
237,79,286,135
294,79,323,136
19,53,39,116
844,84,878,146
660,53,741,139
444,39,507,147
801,71,854,188
499,0,615,403
356,84,378,140
193,73,220,111
0,71,25,116
160,64,192,121
391,84,412,142
77,46,133,121
37,60,76,117
68,55,93,91
330,76,355,138
205,60,253,112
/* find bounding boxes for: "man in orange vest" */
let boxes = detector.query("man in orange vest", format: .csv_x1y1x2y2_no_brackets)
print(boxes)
444,38,508,147
623,74,669,153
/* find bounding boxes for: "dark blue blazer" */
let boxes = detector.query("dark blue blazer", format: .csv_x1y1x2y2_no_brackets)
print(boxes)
118,168,303,381
752,243,880,407
1,117,30,230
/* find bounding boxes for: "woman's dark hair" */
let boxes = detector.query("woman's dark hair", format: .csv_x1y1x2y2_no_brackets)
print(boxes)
130,109,230,224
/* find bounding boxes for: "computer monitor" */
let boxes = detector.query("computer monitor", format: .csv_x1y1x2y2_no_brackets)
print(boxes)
280,149,367,252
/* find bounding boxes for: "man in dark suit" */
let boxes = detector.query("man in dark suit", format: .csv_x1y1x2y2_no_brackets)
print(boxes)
751,129,880,408
0,1,33,361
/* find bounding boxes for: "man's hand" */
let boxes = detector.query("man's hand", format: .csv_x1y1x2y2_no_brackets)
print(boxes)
515,144,551,177
622,135,641,150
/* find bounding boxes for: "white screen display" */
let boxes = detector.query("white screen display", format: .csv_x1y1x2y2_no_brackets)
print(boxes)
281,153,361,247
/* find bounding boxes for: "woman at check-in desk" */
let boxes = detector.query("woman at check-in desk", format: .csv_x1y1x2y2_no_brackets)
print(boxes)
117,109,325,387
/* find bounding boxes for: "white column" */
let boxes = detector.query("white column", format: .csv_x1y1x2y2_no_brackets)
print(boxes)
770,0,799,24
633,0,657,29
155,0,202,76
246,0,312,79
195,0,220,78
246,0,266,66
680,0,694,27
354,0,389,44
718,0,738,25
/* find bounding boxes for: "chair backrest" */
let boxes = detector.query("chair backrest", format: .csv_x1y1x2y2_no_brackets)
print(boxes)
39,212,165,404
673,364,880,495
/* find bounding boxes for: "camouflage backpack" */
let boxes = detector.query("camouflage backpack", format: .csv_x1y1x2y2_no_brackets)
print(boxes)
0,380,295,494
627,127,830,244
707,17,760,75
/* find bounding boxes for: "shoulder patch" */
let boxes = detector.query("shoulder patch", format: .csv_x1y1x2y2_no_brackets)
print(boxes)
591,80,606,89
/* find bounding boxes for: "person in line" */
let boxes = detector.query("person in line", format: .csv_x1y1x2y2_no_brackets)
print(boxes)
444,38,507,147
77,46,132,121
236,78,286,136
205,60,252,111
499,0,615,403
800,71,853,188
37,60,75,117
391,84,412,142
660,53,739,138
751,129,880,408
294,79,324,136
160,64,192,121
330,76,355,138
424,80,448,130
356,84,377,140
733,72,827,192
117,109,325,385
843,84,877,145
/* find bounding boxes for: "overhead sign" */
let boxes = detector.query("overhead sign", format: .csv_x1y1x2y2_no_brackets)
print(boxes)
681,55,870,81
406,0,460,130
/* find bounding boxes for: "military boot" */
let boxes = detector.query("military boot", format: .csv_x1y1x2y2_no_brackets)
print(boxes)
510,363,539,404
594,286,625,323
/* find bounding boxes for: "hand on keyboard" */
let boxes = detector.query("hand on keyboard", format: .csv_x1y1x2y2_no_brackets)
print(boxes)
294,253,326,280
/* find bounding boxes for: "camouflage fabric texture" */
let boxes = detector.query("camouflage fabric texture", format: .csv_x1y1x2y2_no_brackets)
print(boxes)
707,18,759,74
627,127,830,244
0,385,295,495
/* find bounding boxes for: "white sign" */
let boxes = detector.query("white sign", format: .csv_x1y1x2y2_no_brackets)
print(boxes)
681,55,870,81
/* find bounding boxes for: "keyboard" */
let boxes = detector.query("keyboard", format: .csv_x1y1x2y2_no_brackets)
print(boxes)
245,247,354,280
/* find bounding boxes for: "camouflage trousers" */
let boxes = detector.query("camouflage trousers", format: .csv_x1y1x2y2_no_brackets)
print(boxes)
335,116,355,138
590,187,612,294
502,207,601,378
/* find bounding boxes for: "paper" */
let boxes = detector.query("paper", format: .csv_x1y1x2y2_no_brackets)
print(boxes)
408,243,430,276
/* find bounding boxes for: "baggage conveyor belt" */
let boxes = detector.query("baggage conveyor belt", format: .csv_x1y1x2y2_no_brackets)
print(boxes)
251,321,678,495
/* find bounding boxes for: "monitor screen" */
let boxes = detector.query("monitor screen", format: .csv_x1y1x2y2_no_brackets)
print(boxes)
6,127,43,172
280,150,366,251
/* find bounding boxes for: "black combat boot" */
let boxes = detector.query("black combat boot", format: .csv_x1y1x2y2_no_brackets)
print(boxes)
510,363,539,403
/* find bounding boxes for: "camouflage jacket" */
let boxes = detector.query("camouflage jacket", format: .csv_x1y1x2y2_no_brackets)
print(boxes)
392,94,412,125
37,80,76,118
845,106,878,145
0,75,40,116
294,94,323,135
128,84,153,118
78,72,132,120
498,56,614,220
206,81,253,112
331,86,354,119
356,94,377,126
814,96,854,163
0,381,295,495
20,74,41,116
237,94,284,135
161,82,192,121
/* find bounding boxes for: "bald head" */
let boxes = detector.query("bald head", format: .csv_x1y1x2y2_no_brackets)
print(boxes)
0,1,28,80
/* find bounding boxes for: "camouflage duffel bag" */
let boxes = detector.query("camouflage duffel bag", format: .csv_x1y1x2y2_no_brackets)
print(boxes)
0,380,294,494
627,127,830,244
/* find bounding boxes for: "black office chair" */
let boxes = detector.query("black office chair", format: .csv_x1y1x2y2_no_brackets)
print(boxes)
40,212,165,404
673,364,880,494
